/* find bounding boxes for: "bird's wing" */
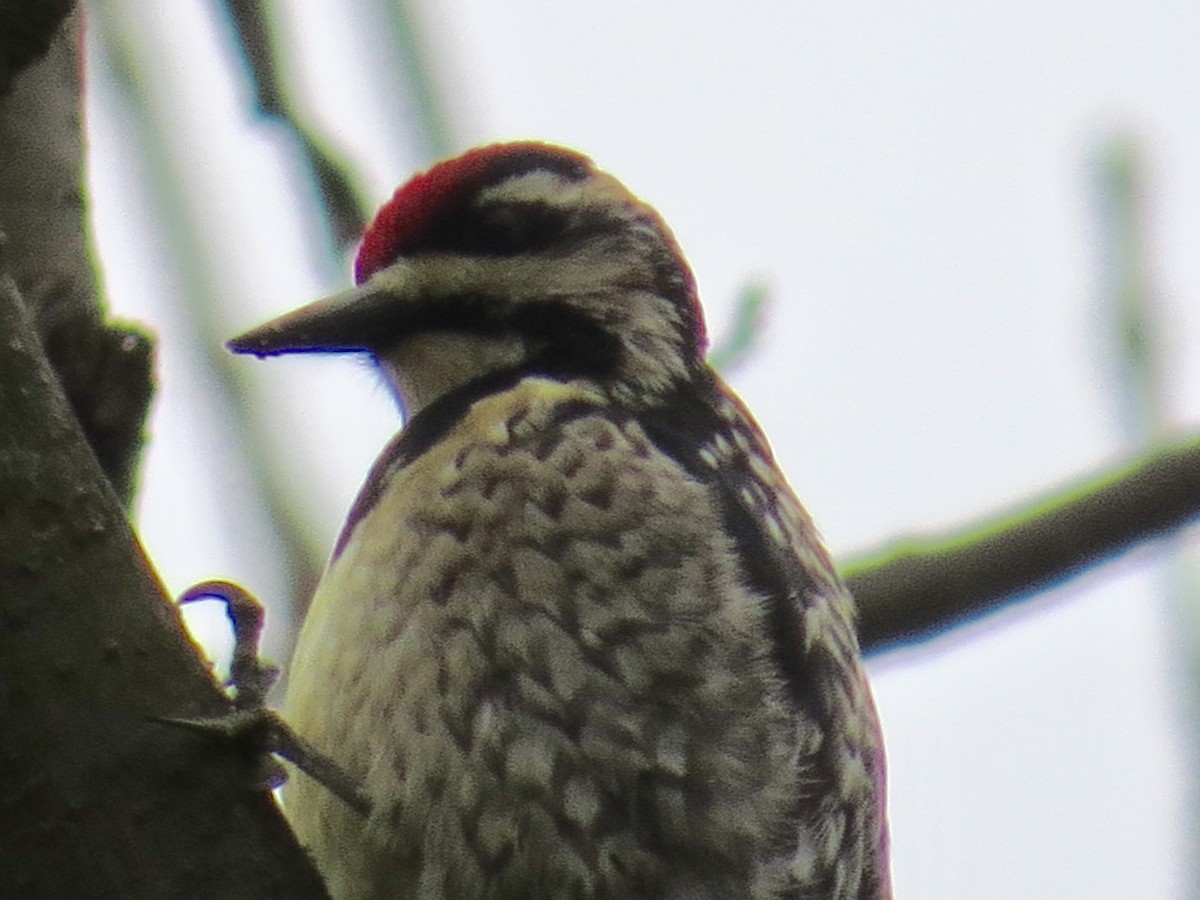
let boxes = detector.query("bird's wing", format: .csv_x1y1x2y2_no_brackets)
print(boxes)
634,374,890,897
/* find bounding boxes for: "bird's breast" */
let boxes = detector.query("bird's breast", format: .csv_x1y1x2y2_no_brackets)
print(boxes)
283,375,807,896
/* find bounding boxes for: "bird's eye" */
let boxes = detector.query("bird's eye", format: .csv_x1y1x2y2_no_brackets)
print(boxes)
461,204,557,256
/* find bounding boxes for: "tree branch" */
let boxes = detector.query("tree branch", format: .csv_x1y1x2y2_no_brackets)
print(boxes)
848,433,1200,653
0,10,328,898
0,0,74,95
0,265,329,898
0,3,152,506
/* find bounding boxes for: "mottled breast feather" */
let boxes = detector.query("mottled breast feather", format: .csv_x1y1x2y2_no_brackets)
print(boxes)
290,371,887,899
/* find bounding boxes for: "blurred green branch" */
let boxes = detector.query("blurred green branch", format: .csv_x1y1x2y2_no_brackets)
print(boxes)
849,432,1200,653
708,280,769,373
380,0,456,162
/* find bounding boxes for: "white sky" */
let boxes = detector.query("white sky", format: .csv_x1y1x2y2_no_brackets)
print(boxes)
86,1,1200,896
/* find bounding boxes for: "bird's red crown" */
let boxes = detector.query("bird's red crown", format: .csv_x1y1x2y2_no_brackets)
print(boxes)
355,142,592,284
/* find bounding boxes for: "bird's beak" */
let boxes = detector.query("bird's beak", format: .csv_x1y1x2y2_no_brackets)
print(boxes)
228,280,406,357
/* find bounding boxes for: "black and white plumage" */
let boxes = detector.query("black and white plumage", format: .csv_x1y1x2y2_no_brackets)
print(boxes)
231,143,890,899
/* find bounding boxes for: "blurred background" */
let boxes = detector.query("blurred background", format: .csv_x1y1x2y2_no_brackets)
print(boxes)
82,1,1199,896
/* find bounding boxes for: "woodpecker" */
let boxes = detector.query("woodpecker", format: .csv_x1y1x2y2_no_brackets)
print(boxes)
230,143,890,900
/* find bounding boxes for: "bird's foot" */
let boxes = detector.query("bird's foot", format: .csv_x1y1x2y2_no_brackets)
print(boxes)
156,580,370,816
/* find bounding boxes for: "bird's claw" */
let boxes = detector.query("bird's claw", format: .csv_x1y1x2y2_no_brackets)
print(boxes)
179,579,279,710
151,707,290,792
157,580,371,816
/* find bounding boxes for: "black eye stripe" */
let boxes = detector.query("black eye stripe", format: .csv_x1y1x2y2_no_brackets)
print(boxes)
400,200,561,256
461,203,562,255
404,199,622,258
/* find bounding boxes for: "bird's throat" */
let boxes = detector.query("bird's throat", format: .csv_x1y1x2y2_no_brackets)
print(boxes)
378,330,528,420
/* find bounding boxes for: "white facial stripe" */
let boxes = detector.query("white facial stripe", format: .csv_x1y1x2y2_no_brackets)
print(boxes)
478,169,644,217
478,169,578,207
406,245,650,302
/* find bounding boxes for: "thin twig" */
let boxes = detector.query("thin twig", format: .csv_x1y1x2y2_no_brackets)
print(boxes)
221,0,367,250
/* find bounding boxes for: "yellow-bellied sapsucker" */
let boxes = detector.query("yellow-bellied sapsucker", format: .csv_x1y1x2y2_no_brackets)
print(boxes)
230,143,891,899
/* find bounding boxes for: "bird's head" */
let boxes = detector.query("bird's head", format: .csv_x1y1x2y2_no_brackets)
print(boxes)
230,142,708,417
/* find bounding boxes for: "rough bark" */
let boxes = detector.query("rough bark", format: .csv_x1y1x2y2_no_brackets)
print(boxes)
0,8,329,898
0,1,151,505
